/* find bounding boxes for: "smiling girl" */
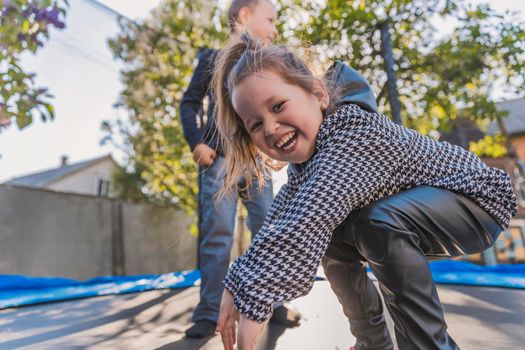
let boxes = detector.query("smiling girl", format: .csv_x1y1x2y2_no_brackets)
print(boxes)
212,34,517,350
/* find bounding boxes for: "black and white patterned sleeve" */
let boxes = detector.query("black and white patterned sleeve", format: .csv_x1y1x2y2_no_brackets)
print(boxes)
222,180,291,297
222,113,400,322
259,179,291,233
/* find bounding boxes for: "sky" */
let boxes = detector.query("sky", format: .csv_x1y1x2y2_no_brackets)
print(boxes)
99,0,525,20
0,0,523,184
94,0,162,19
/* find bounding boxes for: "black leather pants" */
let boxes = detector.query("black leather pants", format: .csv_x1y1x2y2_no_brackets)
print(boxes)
322,186,503,350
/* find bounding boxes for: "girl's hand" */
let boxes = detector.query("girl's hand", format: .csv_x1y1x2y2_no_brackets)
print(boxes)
217,290,239,350
217,289,266,350
237,314,266,350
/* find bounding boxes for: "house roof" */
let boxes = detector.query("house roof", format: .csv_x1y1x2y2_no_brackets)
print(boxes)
487,97,525,135
4,154,116,188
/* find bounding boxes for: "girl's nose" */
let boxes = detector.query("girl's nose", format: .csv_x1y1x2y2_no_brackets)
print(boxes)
264,120,279,137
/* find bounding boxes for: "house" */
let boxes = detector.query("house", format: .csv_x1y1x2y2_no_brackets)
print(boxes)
487,97,525,161
4,154,119,197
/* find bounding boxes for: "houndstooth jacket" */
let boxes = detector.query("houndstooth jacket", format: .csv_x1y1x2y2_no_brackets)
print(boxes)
222,103,517,322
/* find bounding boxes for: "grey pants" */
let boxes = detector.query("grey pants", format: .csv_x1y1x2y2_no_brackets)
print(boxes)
194,156,273,323
322,186,503,350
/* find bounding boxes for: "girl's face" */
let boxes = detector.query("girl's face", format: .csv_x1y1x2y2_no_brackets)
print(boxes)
238,1,278,45
231,70,328,164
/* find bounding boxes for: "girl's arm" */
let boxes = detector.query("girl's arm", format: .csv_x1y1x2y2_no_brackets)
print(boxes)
222,111,401,322
222,179,292,298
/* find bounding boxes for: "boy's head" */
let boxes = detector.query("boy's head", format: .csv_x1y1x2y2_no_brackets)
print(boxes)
228,0,277,44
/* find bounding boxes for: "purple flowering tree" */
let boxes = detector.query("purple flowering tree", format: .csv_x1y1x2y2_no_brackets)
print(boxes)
0,0,68,131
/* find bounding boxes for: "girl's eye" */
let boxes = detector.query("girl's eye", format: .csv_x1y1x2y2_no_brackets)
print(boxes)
272,101,285,113
251,122,262,132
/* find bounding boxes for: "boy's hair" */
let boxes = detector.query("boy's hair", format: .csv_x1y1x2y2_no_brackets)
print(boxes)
212,33,339,200
227,0,260,33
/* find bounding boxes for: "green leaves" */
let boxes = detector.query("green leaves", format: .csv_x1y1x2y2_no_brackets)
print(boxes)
107,0,525,214
106,0,226,214
470,135,508,158
284,0,524,133
0,0,68,131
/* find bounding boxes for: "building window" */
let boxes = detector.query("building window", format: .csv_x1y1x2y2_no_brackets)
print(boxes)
96,178,111,197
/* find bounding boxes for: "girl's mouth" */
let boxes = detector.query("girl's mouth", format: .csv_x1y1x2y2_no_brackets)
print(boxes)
276,131,298,153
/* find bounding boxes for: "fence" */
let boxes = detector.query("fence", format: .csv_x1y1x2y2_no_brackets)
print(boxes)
0,184,196,280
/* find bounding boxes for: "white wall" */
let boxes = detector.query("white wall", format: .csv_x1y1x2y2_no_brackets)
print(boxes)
46,158,118,196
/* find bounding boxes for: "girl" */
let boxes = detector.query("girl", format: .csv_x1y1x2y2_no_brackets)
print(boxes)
213,34,517,350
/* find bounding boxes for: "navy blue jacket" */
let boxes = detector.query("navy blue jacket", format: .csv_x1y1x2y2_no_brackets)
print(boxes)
180,48,220,153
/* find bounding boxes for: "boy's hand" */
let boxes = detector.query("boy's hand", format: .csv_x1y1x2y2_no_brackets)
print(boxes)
193,143,216,167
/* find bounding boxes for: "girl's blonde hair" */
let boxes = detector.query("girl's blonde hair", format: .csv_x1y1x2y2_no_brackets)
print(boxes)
212,33,338,200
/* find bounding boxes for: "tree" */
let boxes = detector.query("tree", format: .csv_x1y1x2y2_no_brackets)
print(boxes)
104,0,227,215
280,0,525,134
0,0,68,131
106,0,524,212
469,135,507,159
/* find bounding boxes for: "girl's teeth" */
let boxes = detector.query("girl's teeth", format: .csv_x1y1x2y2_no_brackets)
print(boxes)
277,132,295,148
283,138,296,150
277,132,293,147
280,133,297,151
